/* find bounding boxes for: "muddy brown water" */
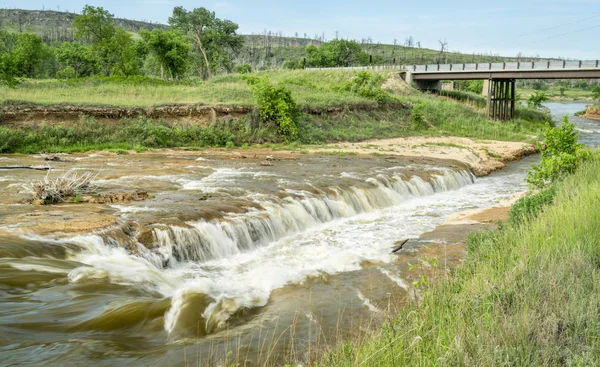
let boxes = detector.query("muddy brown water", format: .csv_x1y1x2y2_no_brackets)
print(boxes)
1,103,594,366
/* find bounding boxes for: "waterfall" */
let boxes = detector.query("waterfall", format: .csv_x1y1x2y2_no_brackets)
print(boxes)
149,169,475,267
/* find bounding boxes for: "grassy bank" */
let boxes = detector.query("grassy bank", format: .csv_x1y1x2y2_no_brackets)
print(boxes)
519,86,596,101
320,152,600,366
0,97,547,153
0,69,550,153
0,71,376,108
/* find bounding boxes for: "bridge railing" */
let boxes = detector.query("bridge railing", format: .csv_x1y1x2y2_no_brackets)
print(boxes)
408,60,600,72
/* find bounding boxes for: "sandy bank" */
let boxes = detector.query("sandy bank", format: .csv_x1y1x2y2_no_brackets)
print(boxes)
307,136,538,177
582,105,600,121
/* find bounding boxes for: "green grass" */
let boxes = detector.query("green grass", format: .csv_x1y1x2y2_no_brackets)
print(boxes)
0,70,375,108
519,86,596,101
320,152,600,366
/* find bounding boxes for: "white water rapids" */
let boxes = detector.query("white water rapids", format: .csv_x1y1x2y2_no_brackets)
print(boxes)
43,162,529,337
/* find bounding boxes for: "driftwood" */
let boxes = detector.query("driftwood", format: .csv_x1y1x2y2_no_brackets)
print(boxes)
391,238,410,253
0,165,51,171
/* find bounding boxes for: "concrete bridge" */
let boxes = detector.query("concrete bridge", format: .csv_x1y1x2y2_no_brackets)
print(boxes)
402,60,600,120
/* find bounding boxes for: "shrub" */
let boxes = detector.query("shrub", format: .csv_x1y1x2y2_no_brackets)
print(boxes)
410,103,428,130
466,80,484,94
527,115,590,188
23,170,97,204
592,85,600,101
283,59,303,70
235,64,252,74
508,185,556,225
339,71,390,102
56,66,77,79
242,75,299,142
527,91,549,108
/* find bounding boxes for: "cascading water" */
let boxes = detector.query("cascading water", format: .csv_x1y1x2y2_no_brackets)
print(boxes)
149,169,474,267
0,143,552,366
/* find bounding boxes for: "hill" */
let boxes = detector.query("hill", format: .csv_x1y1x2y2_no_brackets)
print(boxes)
0,8,167,43
0,8,522,69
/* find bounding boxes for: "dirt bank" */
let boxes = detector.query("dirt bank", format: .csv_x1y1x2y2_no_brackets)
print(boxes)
0,102,406,126
582,105,600,121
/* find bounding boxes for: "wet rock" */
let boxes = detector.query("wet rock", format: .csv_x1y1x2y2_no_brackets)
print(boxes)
80,191,151,204
260,161,273,166
136,226,156,249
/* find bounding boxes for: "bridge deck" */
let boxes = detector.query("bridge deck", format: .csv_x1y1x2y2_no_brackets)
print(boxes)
406,60,600,80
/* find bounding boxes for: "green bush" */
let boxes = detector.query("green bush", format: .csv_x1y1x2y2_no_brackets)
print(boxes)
338,71,389,102
56,66,77,79
592,85,600,101
242,75,299,142
527,115,590,188
410,103,428,130
527,91,549,108
235,64,252,74
283,59,303,70
508,185,556,225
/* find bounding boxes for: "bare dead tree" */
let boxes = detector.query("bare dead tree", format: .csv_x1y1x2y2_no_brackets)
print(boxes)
438,39,448,63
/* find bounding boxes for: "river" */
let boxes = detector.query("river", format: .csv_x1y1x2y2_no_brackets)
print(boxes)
0,102,596,366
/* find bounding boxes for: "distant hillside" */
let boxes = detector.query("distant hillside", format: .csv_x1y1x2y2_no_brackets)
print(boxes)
1,8,554,69
0,8,167,42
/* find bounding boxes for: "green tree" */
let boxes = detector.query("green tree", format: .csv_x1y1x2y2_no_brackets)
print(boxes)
559,86,566,97
527,91,549,109
74,5,139,76
0,30,18,87
74,5,115,45
527,116,589,188
169,6,243,79
0,53,18,87
11,33,44,78
592,85,600,101
140,29,190,79
57,42,99,77
107,28,139,76
306,39,370,67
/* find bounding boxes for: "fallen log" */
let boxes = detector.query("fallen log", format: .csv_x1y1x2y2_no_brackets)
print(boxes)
391,238,410,253
0,165,51,171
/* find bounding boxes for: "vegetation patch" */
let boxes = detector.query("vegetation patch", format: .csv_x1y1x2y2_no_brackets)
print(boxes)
320,149,600,366
527,115,590,188
243,75,299,142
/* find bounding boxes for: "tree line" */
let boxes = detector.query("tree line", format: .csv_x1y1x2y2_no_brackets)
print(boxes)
0,5,244,84
0,4,561,87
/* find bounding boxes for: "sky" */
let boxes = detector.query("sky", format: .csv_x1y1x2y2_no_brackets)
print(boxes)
4,0,600,59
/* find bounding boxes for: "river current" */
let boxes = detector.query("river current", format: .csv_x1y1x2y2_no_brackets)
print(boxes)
0,103,596,366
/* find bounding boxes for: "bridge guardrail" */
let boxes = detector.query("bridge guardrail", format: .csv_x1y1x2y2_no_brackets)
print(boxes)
407,60,599,72
305,60,600,72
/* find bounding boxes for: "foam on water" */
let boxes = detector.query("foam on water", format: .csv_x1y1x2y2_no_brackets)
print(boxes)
51,164,529,337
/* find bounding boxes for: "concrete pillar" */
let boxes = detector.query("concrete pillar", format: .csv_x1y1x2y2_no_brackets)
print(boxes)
482,79,490,97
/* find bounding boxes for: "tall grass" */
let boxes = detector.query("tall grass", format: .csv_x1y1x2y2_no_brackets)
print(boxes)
320,152,600,366
0,70,375,108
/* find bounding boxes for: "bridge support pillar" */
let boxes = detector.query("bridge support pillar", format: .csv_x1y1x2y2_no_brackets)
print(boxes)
486,79,515,121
